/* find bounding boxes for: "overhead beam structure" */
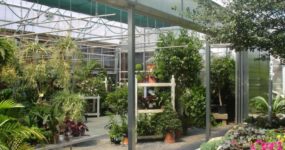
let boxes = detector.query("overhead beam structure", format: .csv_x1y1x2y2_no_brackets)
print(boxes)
96,0,220,33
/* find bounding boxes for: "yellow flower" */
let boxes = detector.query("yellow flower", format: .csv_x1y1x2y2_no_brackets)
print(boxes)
277,135,281,139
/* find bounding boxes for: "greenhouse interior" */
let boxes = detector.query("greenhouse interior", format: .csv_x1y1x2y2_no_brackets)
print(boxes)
0,0,285,150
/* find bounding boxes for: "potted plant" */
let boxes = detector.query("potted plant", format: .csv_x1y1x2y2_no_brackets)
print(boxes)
157,103,182,144
105,115,127,144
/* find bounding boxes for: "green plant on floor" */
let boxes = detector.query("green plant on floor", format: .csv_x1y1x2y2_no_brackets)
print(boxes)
105,86,128,115
156,103,182,135
179,85,215,128
105,115,127,144
0,100,46,150
137,114,158,136
250,95,285,116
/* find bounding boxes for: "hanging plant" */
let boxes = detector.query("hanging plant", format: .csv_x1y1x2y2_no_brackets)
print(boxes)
20,40,50,63
0,38,16,69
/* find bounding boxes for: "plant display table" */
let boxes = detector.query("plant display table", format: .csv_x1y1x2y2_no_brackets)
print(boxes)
84,96,100,122
36,135,99,150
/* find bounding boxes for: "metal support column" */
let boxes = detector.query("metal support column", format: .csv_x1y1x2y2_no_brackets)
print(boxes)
127,7,136,150
205,38,211,141
235,51,249,124
235,52,241,123
268,55,273,124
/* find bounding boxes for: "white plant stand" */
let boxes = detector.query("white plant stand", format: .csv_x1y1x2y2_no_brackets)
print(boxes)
135,75,176,139
83,95,100,122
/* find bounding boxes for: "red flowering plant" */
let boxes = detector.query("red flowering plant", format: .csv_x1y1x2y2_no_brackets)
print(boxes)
63,118,89,137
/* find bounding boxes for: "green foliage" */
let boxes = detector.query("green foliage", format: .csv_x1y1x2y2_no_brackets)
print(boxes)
200,137,223,150
52,91,86,122
105,86,128,115
17,37,81,98
105,115,127,141
154,29,203,129
154,29,203,89
193,0,285,58
179,86,207,127
155,103,182,134
211,57,235,106
137,114,159,136
75,60,107,97
244,116,282,129
0,100,45,150
0,38,16,69
249,95,285,116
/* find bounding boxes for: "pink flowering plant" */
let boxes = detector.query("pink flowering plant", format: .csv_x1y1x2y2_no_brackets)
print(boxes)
251,140,283,150
251,129,285,150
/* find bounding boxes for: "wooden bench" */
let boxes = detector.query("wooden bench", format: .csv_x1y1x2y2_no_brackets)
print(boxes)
36,135,99,150
212,113,228,125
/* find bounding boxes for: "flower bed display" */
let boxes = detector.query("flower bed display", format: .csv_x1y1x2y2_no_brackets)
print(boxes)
200,124,285,150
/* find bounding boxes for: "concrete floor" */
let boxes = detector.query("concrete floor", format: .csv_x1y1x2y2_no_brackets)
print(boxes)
63,116,233,150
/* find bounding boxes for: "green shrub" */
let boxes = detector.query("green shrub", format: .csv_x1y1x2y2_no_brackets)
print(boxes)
180,86,217,127
180,86,206,127
155,103,182,134
137,114,158,136
105,86,128,115
52,91,85,121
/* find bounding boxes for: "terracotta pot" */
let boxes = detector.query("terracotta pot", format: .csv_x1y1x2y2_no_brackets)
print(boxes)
122,137,128,145
164,132,175,144
146,76,156,83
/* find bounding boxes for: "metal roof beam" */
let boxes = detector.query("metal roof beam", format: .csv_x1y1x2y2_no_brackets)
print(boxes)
96,0,221,33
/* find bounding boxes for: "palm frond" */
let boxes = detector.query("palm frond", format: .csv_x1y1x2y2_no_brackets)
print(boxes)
250,96,269,114
0,100,24,110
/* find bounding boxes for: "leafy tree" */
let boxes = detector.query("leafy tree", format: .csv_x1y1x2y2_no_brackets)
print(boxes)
210,57,235,106
154,29,203,131
154,29,203,89
192,0,285,58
